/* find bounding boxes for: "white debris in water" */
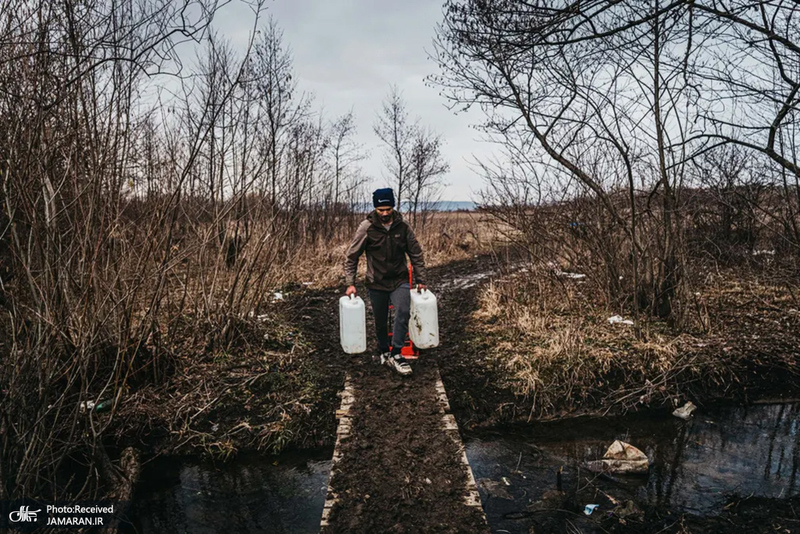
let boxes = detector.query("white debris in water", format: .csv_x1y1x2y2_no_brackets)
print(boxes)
584,440,649,474
441,262,530,290
673,401,697,420
608,315,634,326
444,271,494,289
273,292,283,301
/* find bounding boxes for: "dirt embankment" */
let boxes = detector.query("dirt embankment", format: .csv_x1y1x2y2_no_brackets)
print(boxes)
439,258,800,429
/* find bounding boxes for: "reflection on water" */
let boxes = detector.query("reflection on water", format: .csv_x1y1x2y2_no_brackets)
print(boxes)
131,404,800,532
466,403,800,532
650,403,800,513
132,449,332,534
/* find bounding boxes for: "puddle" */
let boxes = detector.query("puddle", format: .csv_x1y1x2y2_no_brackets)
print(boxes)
131,448,332,533
439,261,529,290
439,270,498,290
130,403,800,532
466,403,800,532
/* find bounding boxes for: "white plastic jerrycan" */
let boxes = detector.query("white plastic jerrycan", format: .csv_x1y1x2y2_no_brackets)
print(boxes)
409,289,439,349
339,295,367,354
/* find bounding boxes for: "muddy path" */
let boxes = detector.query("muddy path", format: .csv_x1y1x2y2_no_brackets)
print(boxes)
283,252,511,532
283,251,517,435
323,357,486,533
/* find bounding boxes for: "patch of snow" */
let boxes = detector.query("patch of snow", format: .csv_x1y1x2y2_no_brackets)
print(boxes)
547,261,586,280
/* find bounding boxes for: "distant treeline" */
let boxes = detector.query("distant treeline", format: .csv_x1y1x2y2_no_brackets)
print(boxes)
355,200,477,212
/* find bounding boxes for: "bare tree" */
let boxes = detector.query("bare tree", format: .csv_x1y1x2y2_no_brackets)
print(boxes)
408,126,449,226
0,0,269,503
374,86,449,217
432,0,800,322
251,17,310,207
329,110,367,208
374,85,416,209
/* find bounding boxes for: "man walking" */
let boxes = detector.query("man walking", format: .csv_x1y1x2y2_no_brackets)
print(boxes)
344,188,428,376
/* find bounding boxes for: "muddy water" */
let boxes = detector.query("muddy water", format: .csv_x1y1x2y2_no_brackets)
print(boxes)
466,402,800,532
131,403,800,532
131,448,332,533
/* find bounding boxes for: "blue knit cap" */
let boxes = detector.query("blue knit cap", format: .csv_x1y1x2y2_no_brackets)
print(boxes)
372,188,395,208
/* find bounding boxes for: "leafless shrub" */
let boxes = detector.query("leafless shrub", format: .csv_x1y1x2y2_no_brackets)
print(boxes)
0,2,371,503
433,0,800,326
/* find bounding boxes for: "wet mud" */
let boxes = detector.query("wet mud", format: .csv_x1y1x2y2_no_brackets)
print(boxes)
315,254,501,533
323,357,487,533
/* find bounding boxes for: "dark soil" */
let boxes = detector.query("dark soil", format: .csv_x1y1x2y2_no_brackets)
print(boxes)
324,357,488,534
435,274,519,430
298,253,504,533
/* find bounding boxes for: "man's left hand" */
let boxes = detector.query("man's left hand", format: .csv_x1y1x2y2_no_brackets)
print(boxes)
416,284,427,293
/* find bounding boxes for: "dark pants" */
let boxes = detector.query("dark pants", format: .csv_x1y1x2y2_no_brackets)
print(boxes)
369,282,410,355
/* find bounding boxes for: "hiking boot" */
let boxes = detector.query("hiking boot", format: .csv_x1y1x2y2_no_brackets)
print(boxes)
384,353,412,376
376,351,391,364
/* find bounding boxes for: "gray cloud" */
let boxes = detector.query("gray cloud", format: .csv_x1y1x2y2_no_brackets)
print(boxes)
214,0,494,201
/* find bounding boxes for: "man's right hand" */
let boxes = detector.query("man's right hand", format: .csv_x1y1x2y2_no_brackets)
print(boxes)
346,285,357,297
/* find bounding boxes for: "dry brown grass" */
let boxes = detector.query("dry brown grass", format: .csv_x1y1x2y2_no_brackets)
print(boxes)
469,259,800,420
280,210,502,288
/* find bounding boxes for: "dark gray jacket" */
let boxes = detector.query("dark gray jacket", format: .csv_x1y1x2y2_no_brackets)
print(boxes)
344,211,427,291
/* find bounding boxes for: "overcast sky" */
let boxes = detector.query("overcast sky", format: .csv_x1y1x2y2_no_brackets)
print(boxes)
215,0,494,202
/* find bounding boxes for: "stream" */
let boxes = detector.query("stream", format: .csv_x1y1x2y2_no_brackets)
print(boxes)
132,403,800,532
468,402,800,532
132,448,332,533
